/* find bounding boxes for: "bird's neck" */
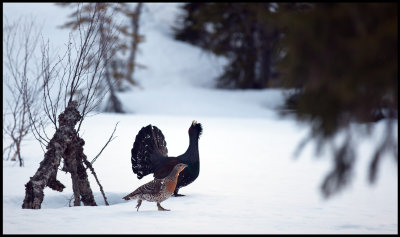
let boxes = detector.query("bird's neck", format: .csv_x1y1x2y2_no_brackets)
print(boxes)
184,136,199,162
189,137,199,150
166,169,181,181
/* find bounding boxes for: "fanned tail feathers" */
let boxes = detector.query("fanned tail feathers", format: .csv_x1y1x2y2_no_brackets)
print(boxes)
131,125,168,179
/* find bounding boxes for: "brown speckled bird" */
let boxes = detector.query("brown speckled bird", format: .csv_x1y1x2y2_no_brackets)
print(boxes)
122,163,187,211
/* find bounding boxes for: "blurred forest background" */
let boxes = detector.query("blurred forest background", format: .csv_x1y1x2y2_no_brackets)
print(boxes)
172,2,398,197
3,2,398,199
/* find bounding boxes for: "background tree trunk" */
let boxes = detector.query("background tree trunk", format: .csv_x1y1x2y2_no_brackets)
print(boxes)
126,2,143,85
100,23,124,114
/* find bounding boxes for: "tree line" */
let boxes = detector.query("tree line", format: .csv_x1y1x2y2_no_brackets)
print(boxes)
173,3,398,197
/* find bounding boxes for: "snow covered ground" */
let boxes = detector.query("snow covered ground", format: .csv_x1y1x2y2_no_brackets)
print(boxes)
2,3,398,234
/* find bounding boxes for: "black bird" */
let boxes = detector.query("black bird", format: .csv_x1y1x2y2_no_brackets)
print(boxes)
131,120,202,196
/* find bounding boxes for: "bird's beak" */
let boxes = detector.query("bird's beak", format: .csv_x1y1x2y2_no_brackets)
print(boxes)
192,120,197,125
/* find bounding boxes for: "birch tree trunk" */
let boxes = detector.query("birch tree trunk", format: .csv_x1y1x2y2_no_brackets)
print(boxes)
22,101,97,209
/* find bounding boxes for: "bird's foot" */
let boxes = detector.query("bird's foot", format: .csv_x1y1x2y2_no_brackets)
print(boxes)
136,200,142,211
173,193,185,197
157,202,170,211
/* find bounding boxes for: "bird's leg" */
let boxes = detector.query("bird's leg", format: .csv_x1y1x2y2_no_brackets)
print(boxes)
136,199,142,211
157,202,170,211
173,189,185,197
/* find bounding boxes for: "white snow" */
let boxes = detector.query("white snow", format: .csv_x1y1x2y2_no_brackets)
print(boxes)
2,3,398,234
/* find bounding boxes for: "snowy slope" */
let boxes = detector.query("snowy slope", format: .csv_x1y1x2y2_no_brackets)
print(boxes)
2,3,398,234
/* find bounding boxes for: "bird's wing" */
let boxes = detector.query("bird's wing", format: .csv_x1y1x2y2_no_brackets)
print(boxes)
137,178,164,195
124,179,164,200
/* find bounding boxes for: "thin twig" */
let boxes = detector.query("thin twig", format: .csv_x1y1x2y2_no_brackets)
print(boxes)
81,121,119,206
90,122,119,165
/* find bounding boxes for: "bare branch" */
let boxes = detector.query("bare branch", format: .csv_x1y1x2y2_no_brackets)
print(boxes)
83,159,109,206
3,16,44,166
90,122,119,165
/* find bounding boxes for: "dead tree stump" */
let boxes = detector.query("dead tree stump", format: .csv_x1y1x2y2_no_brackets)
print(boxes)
22,101,97,209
